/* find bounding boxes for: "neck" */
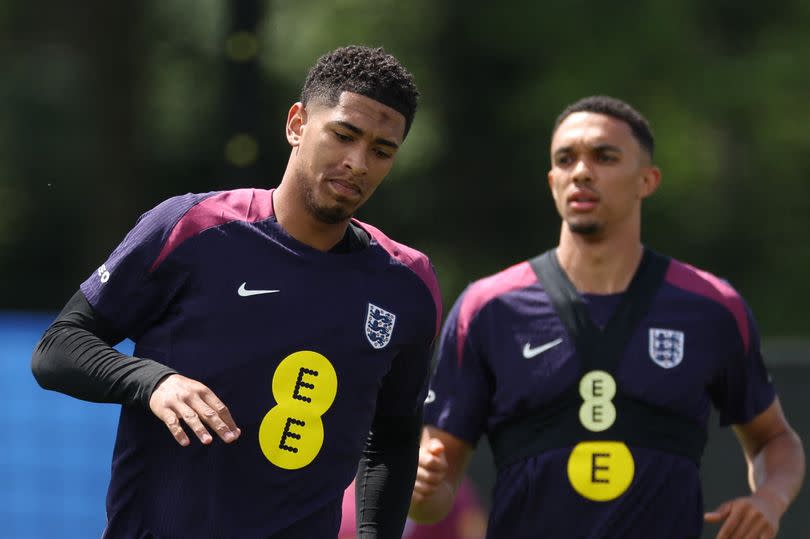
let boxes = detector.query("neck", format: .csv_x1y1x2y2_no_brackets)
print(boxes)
556,225,644,294
272,176,349,253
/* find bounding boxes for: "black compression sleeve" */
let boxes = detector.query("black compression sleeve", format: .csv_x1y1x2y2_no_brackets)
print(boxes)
355,407,423,539
31,290,177,407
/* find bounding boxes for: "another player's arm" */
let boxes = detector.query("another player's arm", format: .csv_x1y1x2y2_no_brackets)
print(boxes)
704,398,804,539
408,425,475,524
31,290,240,446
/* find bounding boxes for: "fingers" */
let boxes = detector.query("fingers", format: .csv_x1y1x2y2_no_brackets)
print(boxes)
418,441,449,475
426,437,445,457
197,392,241,443
177,402,213,445
160,410,191,447
707,498,778,539
704,502,731,524
413,440,450,500
149,374,241,446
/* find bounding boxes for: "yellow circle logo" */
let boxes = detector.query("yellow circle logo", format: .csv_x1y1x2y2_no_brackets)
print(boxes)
578,370,617,432
567,441,634,501
258,351,338,469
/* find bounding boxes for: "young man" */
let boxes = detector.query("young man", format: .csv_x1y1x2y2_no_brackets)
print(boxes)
32,45,441,539
409,96,804,539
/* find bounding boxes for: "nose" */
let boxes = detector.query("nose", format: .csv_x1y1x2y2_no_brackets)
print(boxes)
571,159,592,184
343,145,368,176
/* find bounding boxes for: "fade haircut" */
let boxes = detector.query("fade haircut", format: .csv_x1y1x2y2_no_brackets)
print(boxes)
553,95,655,159
301,45,420,137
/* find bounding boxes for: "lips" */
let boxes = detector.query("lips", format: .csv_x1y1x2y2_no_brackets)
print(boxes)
567,190,599,211
327,178,362,199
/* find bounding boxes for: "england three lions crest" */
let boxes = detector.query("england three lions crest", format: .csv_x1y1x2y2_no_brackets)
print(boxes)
648,328,685,369
366,303,396,350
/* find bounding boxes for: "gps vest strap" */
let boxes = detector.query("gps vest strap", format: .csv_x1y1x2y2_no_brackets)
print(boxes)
489,249,708,469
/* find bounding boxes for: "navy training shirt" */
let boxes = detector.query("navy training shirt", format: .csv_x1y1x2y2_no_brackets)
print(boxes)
424,256,774,539
81,188,442,538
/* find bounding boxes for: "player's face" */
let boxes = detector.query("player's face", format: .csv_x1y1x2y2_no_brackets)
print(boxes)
286,91,406,224
548,112,660,238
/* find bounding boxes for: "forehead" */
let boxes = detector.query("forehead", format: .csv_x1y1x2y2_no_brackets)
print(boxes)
551,111,637,152
312,91,406,143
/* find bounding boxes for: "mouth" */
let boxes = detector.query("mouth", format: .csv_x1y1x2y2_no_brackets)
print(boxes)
567,190,599,211
326,178,362,200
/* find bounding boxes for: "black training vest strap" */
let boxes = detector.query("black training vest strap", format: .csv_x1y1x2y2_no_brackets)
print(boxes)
489,249,708,469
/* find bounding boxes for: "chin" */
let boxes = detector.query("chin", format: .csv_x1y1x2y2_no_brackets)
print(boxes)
567,220,601,236
312,201,353,224
304,188,353,224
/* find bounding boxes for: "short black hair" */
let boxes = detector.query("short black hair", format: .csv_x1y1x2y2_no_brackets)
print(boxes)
301,45,419,137
553,95,655,158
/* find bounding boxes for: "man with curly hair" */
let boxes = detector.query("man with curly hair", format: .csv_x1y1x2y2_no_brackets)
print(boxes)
409,96,804,538
32,45,441,539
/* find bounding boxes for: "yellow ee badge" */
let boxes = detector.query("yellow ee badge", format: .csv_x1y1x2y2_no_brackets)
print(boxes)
567,441,634,501
258,351,338,470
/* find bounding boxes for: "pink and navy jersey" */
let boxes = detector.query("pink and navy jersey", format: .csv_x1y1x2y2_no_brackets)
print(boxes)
80,188,441,538
424,251,774,539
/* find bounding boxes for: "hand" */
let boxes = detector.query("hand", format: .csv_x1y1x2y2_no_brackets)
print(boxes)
149,374,241,446
704,492,782,539
411,437,449,503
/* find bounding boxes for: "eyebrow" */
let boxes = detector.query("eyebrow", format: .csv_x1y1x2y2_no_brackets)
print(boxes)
553,143,623,157
333,121,400,150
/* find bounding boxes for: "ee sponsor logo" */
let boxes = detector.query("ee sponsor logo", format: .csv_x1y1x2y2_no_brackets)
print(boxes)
258,351,338,470
567,370,635,501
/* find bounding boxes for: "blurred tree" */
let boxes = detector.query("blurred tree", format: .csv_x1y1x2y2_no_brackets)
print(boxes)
0,0,808,337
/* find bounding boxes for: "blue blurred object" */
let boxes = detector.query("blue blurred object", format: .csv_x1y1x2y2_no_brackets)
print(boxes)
2,312,130,539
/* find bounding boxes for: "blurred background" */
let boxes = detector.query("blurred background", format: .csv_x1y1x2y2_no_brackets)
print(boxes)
2,1,808,537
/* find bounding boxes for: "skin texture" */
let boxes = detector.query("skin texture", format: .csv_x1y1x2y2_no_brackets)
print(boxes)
273,91,405,252
149,91,407,446
409,111,805,539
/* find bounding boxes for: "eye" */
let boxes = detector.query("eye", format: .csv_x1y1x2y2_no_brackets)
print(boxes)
373,148,393,159
555,154,572,166
333,131,352,142
596,151,618,163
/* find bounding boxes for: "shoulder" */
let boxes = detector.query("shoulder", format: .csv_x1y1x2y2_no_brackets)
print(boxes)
149,188,274,270
663,257,752,352
354,220,432,274
455,260,537,331
153,188,274,240
353,219,442,334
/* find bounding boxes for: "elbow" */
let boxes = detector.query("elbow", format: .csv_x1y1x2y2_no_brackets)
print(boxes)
30,331,57,390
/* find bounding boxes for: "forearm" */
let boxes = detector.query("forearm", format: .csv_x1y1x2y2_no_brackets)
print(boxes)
355,411,422,538
749,428,805,515
31,290,176,407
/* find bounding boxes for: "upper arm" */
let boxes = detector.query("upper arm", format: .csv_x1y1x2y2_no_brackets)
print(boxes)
375,341,433,419
80,195,198,338
422,425,475,489
422,291,492,445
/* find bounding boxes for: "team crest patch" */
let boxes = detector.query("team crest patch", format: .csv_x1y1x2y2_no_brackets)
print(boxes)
365,303,396,350
648,328,685,369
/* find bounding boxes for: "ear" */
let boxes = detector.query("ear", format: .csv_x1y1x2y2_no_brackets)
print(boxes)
639,165,662,200
548,169,559,203
285,102,306,147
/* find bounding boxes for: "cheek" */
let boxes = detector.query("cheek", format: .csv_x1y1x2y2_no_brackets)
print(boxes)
371,159,395,180
549,178,564,203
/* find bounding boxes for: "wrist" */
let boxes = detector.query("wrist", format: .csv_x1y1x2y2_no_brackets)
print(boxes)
753,486,789,517
409,481,455,523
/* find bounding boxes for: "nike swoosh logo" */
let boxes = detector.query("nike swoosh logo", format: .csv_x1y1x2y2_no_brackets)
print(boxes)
237,282,280,297
523,337,563,359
